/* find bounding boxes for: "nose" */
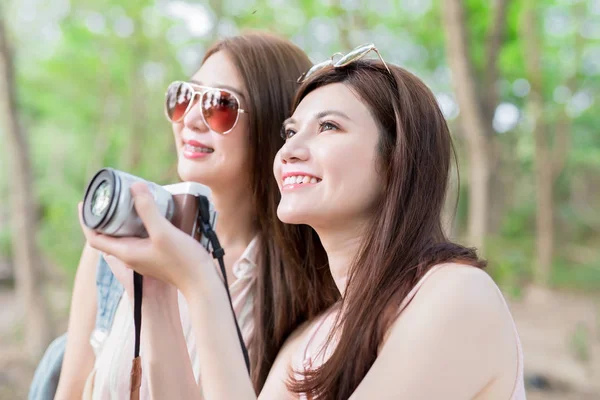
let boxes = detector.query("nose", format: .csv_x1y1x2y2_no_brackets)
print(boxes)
182,94,210,133
279,136,310,165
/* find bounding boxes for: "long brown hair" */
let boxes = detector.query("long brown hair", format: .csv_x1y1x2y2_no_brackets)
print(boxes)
289,60,486,398
202,33,339,391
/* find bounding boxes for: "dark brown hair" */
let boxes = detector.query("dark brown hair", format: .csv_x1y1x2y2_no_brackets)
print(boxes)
288,60,486,398
203,32,339,391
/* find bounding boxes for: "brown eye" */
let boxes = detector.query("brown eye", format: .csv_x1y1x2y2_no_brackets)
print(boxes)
318,121,339,132
281,126,296,140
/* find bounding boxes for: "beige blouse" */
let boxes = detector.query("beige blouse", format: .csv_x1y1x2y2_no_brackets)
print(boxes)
88,236,259,400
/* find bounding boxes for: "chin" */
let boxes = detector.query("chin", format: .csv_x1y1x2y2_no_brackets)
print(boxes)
276,204,313,225
177,162,205,184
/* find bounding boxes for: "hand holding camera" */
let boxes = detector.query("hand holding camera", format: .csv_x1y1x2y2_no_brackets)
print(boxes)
79,168,251,379
79,181,216,295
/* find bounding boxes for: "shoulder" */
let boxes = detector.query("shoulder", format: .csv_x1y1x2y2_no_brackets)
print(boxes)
351,264,520,399
384,263,517,370
416,263,503,306
403,263,512,331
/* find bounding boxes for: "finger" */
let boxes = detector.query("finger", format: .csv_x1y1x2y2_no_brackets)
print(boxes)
130,182,170,238
79,200,149,263
85,233,135,260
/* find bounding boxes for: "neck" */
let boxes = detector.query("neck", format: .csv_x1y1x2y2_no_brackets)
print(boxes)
313,220,368,295
210,184,257,251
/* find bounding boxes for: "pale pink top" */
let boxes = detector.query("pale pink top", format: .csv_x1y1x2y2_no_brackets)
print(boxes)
90,236,259,400
294,264,526,400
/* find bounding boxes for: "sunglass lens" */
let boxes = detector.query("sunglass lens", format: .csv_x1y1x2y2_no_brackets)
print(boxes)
166,82,193,122
301,60,333,82
201,89,239,133
336,44,373,67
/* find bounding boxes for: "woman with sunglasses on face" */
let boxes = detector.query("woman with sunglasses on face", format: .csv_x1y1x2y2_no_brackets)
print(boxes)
44,32,338,400
83,44,526,400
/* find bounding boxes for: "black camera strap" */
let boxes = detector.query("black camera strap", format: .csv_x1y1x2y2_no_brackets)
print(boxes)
133,272,143,359
196,195,251,373
131,271,143,400
130,196,250,400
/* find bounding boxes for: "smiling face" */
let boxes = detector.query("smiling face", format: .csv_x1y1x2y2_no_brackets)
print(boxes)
171,51,250,188
274,83,383,229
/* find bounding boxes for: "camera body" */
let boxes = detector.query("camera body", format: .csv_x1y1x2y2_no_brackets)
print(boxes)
82,168,216,249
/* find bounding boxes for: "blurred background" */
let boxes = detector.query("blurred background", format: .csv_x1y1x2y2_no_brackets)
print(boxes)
0,0,599,398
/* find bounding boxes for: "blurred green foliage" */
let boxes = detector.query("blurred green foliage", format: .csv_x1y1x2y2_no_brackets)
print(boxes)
0,0,599,292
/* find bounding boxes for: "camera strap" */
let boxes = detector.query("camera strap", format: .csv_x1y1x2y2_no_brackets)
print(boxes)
196,195,251,374
131,271,143,400
129,195,250,400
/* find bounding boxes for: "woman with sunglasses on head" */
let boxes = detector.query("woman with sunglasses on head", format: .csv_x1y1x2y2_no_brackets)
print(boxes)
83,44,526,400
42,32,338,400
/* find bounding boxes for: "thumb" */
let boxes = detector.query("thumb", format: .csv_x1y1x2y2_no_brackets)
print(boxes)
130,182,168,237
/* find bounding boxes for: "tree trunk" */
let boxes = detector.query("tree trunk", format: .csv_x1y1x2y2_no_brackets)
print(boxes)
522,0,553,286
122,15,146,173
484,0,509,235
0,12,51,358
441,0,492,253
482,0,509,122
524,0,582,287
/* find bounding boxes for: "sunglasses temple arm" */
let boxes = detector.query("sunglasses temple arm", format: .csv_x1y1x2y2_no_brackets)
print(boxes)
374,49,391,74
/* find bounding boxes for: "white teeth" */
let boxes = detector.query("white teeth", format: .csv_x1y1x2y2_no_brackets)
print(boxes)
184,144,213,153
283,175,321,186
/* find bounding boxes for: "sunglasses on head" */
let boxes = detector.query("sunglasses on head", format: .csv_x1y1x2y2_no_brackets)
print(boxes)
297,43,391,83
164,81,247,135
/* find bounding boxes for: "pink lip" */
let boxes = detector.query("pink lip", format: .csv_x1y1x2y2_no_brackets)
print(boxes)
182,139,213,159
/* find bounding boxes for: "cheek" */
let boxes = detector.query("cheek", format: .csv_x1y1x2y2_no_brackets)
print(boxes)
325,140,374,180
324,141,382,210
215,130,251,173
273,150,282,185
172,123,183,147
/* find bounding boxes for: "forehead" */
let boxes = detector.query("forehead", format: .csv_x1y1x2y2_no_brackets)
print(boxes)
292,83,372,123
191,50,245,93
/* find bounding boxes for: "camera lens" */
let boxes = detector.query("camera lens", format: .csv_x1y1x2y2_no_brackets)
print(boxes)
91,181,112,217
83,168,175,237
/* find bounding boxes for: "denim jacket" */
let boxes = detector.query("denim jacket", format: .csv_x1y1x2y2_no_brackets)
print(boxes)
28,255,124,400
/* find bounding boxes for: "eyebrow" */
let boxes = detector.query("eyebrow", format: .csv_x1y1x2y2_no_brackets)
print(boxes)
283,110,352,127
315,110,352,121
189,79,246,100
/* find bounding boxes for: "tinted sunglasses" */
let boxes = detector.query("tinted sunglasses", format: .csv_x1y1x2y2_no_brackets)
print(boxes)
297,43,391,83
164,81,247,135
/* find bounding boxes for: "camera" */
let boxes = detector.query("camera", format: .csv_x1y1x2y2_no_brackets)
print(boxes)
82,168,249,373
81,168,217,249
